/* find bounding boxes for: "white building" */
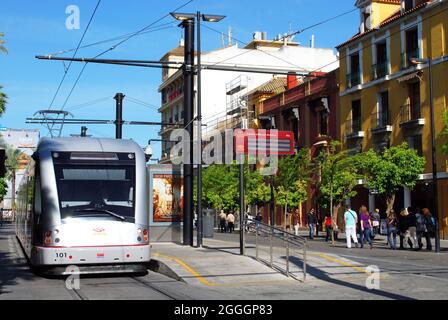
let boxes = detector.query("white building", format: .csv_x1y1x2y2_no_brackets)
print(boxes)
158,33,338,162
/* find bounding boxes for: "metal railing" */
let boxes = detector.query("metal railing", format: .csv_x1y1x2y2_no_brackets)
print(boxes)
371,111,390,129
400,103,422,123
401,48,420,69
345,118,362,136
346,71,361,88
243,218,307,282
371,60,389,80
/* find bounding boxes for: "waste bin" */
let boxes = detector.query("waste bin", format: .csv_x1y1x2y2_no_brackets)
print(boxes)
203,208,216,238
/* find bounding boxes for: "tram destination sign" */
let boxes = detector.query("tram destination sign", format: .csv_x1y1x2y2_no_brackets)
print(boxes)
234,129,295,155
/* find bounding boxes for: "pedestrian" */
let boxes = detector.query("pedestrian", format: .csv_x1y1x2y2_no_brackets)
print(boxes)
315,212,322,237
422,208,435,251
415,208,427,251
398,208,414,249
407,207,418,247
324,213,333,242
255,211,262,235
360,206,374,249
386,209,399,250
226,211,235,233
371,209,381,238
306,208,317,240
344,205,359,249
0,208,3,227
292,209,300,236
219,210,227,233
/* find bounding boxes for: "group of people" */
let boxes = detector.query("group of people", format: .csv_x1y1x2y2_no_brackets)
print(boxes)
344,204,436,251
218,210,236,233
386,207,435,251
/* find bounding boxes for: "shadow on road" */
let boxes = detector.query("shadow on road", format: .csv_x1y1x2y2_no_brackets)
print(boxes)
0,227,35,296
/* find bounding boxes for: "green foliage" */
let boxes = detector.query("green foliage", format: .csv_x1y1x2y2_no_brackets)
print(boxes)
0,33,7,55
315,141,364,208
362,143,425,199
0,178,7,201
5,147,21,181
246,168,271,207
274,149,310,209
0,85,7,116
441,110,448,156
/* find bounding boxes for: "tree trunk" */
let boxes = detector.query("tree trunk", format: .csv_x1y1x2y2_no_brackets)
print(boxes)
386,194,396,216
331,204,341,245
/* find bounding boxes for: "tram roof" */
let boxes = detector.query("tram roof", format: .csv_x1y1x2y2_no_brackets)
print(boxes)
36,137,143,154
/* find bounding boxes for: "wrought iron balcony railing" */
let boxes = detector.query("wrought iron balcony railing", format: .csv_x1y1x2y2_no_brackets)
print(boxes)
401,48,420,69
346,71,361,88
371,60,389,80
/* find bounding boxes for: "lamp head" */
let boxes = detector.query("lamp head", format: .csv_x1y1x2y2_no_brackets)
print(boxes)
202,14,226,22
170,12,196,21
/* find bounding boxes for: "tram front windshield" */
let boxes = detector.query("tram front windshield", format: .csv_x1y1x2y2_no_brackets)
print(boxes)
54,164,135,221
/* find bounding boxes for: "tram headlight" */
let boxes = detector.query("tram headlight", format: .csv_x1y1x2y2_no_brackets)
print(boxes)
128,153,135,160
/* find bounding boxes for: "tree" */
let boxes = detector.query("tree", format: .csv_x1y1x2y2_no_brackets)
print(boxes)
0,177,7,202
441,110,448,155
275,149,311,228
315,141,364,234
0,33,7,55
246,167,271,210
0,85,7,115
362,143,425,216
5,147,22,211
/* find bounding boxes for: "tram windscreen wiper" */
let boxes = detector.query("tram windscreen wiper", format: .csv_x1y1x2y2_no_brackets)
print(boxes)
74,208,127,221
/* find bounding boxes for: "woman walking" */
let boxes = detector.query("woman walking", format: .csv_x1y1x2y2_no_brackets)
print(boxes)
360,206,374,249
387,210,399,250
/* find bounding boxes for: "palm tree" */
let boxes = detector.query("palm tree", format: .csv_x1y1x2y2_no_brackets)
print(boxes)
0,85,7,115
5,148,21,211
0,33,8,55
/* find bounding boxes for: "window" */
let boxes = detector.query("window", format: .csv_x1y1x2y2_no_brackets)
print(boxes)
352,100,362,132
378,91,390,127
373,41,388,79
410,135,423,156
318,110,329,136
403,0,414,12
403,27,419,68
348,53,361,87
409,82,421,119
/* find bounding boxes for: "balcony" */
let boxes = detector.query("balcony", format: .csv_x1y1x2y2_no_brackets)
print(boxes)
401,48,420,69
345,118,364,140
371,111,392,135
346,72,361,89
400,103,425,129
371,60,389,80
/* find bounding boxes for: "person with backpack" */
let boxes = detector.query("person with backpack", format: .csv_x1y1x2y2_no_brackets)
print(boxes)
344,205,359,249
422,208,435,251
371,209,381,238
386,209,399,250
415,208,427,251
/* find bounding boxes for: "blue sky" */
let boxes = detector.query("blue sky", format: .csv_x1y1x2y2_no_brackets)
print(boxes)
0,0,359,159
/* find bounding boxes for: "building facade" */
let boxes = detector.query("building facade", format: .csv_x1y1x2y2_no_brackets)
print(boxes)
258,70,340,226
337,0,448,238
158,33,338,162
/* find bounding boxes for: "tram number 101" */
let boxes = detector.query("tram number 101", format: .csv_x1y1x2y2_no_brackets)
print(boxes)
56,252,67,259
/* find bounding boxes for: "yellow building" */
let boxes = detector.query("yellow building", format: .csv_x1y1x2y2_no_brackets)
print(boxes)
337,0,448,239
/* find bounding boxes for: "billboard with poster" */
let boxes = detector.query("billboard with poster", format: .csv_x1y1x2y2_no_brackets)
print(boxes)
152,174,183,223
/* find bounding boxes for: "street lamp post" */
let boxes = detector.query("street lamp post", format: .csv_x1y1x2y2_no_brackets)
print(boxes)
171,12,225,248
411,56,440,253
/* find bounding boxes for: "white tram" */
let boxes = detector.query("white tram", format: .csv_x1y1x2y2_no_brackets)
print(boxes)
16,137,150,275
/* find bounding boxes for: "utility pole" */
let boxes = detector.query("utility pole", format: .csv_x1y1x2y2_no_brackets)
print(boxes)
196,11,203,248
182,18,195,247
114,93,125,139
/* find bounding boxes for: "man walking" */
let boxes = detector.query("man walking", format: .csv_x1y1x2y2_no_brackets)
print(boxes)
219,210,227,233
371,209,381,238
306,208,317,240
226,211,235,233
344,205,359,249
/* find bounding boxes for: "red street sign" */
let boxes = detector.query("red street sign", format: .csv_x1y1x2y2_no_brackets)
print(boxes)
234,130,295,155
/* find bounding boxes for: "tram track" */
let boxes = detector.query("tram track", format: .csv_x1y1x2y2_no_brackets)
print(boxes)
129,275,179,300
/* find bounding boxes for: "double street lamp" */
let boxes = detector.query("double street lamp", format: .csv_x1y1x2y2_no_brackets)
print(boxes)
171,11,225,248
410,56,440,253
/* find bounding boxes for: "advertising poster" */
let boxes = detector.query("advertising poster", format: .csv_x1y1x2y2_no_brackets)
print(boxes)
152,174,183,223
